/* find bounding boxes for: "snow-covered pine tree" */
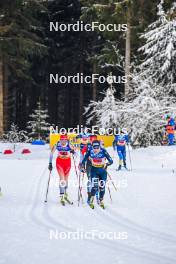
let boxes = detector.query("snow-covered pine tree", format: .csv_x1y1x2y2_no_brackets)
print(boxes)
98,40,124,70
27,101,50,140
129,0,176,146
117,76,176,147
138,0,176,89
85,71,176,147
3,123,29,151
85,1,176,147
85,77,118,129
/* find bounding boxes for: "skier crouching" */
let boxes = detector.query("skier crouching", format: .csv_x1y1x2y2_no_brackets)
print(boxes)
81,140,113,209
48,134,75,206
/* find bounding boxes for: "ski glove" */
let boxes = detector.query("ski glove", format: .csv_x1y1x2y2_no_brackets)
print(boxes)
70,149,75,154
104,164,108,170
48,163,53,171
80,164,86,173
81,168,86,173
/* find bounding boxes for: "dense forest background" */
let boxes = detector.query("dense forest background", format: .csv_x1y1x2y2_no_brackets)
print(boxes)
0,0,175,134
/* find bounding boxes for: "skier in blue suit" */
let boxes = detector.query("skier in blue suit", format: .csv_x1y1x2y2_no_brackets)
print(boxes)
81,140,113,209
166,115,175,145
114,128,129,170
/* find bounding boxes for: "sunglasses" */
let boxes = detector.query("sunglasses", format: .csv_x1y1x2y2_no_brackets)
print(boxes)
93,146,100,149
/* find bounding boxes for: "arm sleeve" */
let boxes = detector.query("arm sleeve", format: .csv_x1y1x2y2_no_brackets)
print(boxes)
69,143,75,154
104,149,113,166
49,145,56,163
80,152,84,163
81,149,91,165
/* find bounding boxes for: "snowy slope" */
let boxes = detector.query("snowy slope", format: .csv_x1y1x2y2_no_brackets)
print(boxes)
0,143,176,264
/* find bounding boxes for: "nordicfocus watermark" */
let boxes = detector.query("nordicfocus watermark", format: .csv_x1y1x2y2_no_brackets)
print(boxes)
50,73,127,85
49,229,128,241
50,126,120,136
51,177,128,190
50,21,127,32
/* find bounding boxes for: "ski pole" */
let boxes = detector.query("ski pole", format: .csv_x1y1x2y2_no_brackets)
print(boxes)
79,172,85,201
78,171,81,206
78,171,85,206
107,182,112,203
44,171,52,203
71,153,83,205
112,148,116,160
107,172,118,192
72,154,79,179
127,144,133,171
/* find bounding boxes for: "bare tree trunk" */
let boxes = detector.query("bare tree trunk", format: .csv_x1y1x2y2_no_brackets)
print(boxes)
0,59,4,134
3,57,9,132
125,4,131,99
92,61,97,101
79,62,84,125
140,0,145,24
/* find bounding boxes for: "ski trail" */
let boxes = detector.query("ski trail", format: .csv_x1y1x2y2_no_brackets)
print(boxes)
43,200,176,264
107,207,176,243
45,157,176,264
1,145,176,264
26,163,60,231
41,174,176,264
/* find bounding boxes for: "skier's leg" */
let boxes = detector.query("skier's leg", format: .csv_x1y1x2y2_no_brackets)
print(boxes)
56,158,67,205
97,169,107,209
86,160,92,201
95,189,99,204
87,176,92,203
99,169,107,201
122,147,127,167
168,134,174,145
91,176,99,197
64,158,71,182
56,159,65,194
117,150,123,170
168,134,171,145
63,158,71,199
87,160,99,203
88,168,99,207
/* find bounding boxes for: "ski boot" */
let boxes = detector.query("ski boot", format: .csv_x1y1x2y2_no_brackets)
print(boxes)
60,195,65,206
117,165,122,171
87,192,91,205
123,161,128,170
99,199,105,209
64,193,73,205
89,196,95,209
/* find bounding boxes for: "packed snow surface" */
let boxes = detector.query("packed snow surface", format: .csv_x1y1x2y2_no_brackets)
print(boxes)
0,143,176,264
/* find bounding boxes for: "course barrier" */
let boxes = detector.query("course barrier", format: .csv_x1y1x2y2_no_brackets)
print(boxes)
50,134,114,148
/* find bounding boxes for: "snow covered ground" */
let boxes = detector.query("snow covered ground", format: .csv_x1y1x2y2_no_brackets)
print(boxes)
0,143,176,264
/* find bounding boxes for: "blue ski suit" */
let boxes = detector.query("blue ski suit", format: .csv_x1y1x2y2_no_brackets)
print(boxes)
114,134,129,165
81,147,113,200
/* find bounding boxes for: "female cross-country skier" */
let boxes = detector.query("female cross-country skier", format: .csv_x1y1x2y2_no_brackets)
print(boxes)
78,134,92,201
81,140,113,209
113,128,129,171
165,115,175,145
78,134,101,203
48,134,75,206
